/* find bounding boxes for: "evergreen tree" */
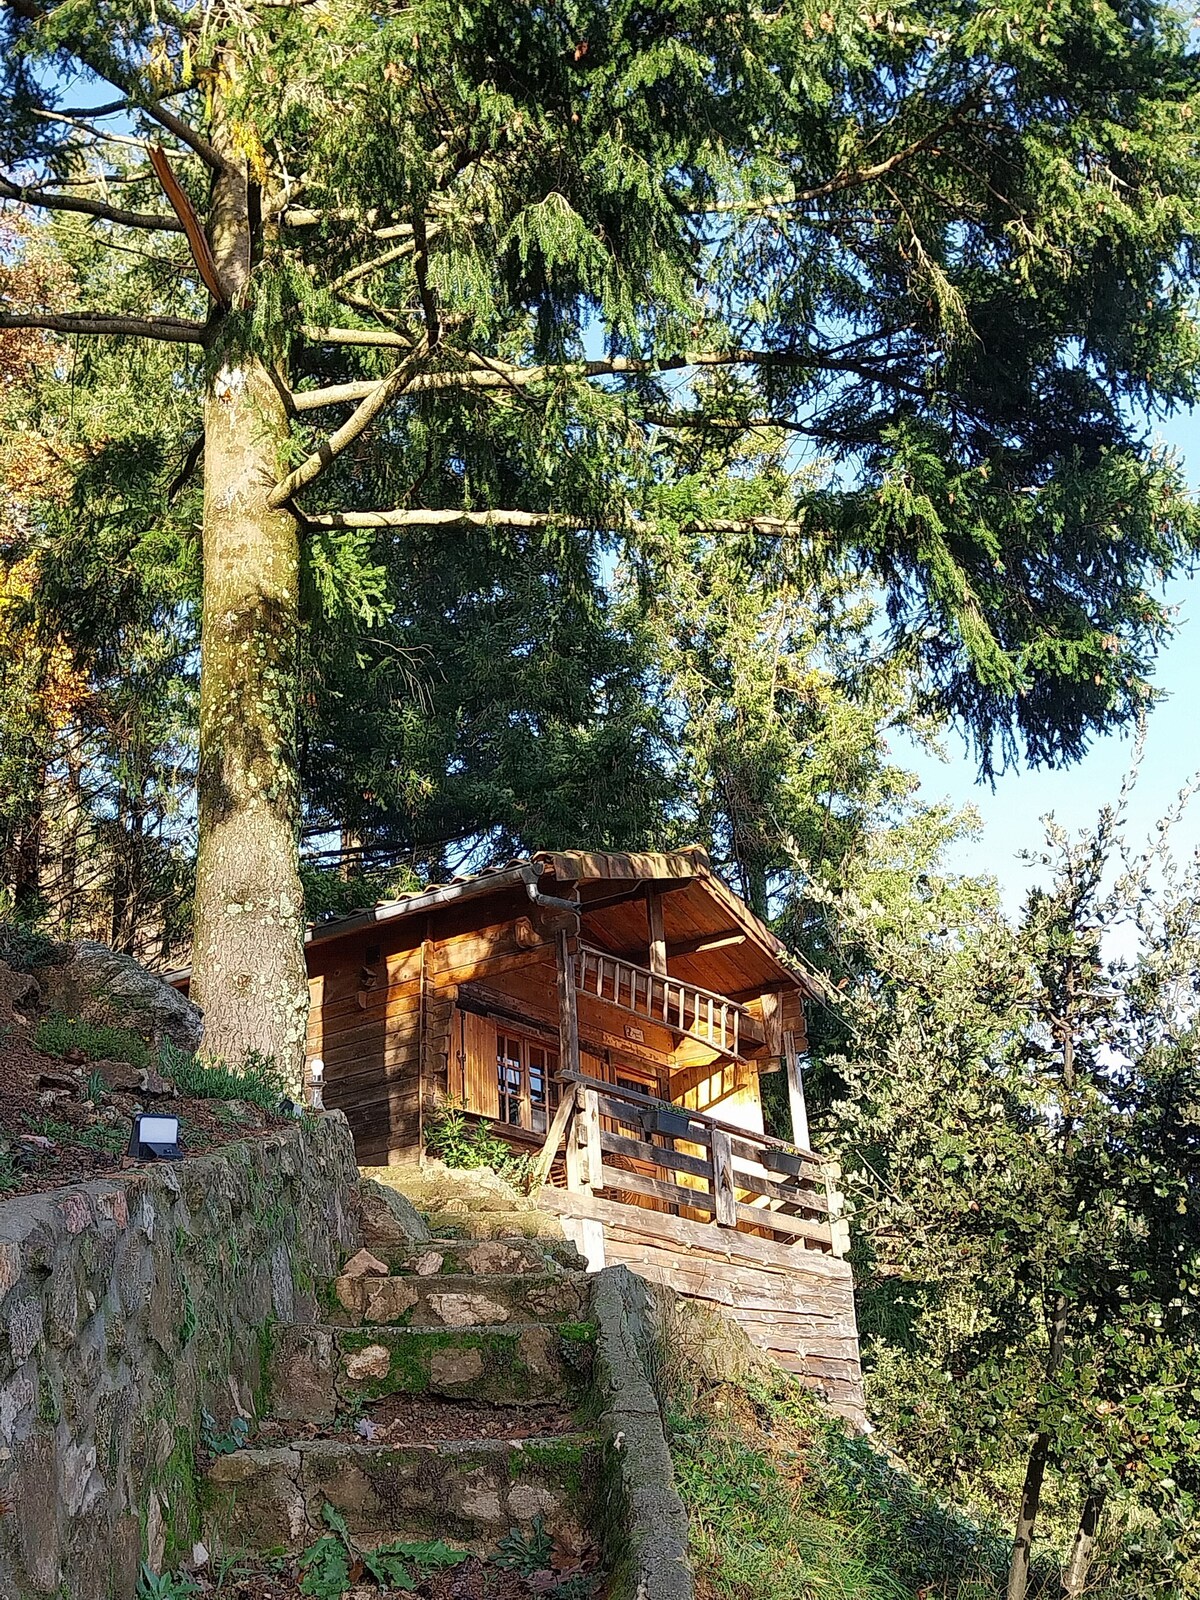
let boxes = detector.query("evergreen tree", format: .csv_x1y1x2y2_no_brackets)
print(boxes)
3,0,1199,1070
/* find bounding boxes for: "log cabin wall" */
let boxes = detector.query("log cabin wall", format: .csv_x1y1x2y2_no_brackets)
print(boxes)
305,890,794,1164
305,920,426,1164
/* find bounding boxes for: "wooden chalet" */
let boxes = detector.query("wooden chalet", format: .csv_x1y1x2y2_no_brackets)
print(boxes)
302,846,865,1422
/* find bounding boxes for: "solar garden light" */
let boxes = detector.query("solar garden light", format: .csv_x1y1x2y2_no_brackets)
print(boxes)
306,1057,325,1112
127,1113,183,1161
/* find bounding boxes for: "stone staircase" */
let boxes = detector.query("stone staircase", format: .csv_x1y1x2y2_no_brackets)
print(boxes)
202,1229,603,1565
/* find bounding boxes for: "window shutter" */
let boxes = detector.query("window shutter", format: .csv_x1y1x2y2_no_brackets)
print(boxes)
462,1011,499,1117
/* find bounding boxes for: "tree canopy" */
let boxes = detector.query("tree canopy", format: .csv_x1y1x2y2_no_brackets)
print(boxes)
3,0,1200,1062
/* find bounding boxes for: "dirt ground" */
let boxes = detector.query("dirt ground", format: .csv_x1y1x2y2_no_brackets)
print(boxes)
0,1009,289,1199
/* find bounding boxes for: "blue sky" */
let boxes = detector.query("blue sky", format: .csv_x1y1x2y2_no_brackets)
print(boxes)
890,410,1200,910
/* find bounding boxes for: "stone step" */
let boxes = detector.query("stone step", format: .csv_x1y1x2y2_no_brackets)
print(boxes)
203,1432,597,1557
371,1235,587,1278
330,1271,590,1329
269,1321,597,1421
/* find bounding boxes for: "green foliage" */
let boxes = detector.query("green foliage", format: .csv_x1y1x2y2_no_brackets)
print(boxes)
0,1143,21,1195
159,1041,286,1114
0,915,65,973
821,776,1200,1595
34,1013,151,1070
22,1111,127,1157
299,860,423,924
199,1410,249,1457
134,1567,198,1600
424,1098,535,1189
666,1373,1023,1600
297,1501,468,1596
495,1514,555,1576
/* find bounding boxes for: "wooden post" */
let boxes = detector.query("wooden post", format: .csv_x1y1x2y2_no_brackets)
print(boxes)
710,1126,737,1228
580,1085,603,1189
783,1028,810,1150
824,1159,850,1256
646,887,668,976
565,1085,586,1191
555,927,582,1080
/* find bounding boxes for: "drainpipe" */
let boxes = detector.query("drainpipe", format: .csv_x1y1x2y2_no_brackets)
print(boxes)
519,865,581,921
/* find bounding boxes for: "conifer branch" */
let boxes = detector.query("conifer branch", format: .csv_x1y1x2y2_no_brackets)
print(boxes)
300,507,812,538
0,175,186,233
293,343,925,403
268,339,431,509
0,309,207,343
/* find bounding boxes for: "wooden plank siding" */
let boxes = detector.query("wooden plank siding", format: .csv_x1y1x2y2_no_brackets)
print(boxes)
537,1186,865,1426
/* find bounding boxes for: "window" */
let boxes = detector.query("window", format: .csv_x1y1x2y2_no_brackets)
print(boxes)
496,1033,559,1133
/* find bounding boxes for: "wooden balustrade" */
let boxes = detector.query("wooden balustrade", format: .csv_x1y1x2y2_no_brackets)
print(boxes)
533,1072,846,1253
575,943,763,1059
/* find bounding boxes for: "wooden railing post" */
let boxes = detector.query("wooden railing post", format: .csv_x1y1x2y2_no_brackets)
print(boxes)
710,1126,737,1228
581,1085,603,1190
565,1084,587,1192
824,1159,850,1256
783,1028,809,1150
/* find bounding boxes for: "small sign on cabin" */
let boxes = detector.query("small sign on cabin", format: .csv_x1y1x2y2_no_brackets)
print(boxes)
624,1024,645,1043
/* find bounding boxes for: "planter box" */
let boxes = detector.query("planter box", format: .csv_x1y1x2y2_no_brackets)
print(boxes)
647,1107,693,1141
761,1145,806,1179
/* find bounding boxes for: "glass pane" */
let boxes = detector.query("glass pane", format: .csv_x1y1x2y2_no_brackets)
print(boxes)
497,1035,523,1125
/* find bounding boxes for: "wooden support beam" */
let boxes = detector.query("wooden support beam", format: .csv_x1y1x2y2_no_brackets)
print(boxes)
783,1028,810,1150
529,1092,575,1189
646,888,668,976
555,927,582,1079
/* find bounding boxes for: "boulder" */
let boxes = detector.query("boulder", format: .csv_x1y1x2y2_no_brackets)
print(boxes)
357,1177,431,1247
35,941,202,1052
0,960,40,1026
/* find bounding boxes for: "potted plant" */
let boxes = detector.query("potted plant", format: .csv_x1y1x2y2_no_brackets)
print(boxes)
761,1144,806,1178
645,1100,693,1140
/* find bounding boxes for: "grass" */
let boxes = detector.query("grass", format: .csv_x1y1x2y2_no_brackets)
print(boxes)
663,1372,1044,1600
34,1013,151,1070
22,1112,128,1156
159,1041,286,1113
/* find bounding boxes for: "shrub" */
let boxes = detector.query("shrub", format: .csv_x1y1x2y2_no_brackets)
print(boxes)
425,1099,535,1190
0,916,67,973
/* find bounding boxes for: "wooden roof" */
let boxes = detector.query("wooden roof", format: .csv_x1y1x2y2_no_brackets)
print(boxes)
303,845,823,1001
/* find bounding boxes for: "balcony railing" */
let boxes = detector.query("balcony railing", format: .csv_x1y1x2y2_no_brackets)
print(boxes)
532,1073,848,1253
576,943,763,1060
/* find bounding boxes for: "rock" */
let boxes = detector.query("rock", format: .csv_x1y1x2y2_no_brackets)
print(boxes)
412,1251,444,1277
36,940,202,1052
357,1178,431,1246
342,1249,388,1279
136,1069,176,1098
91,1059,141,1094
0,959,40,1025
428,1292,510,1328
362,1278,418,1325
428,1346,483,1387
37,1071,76,1091
343,1343,391,1381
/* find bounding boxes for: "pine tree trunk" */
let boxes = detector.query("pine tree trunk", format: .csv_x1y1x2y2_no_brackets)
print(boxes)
188,121,308,1087
1063,1486,1105,1598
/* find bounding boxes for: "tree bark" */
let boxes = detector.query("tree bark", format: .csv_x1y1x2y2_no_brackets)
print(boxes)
1063,1485,1105,1599
189,352,308,1082
188,108,308,1087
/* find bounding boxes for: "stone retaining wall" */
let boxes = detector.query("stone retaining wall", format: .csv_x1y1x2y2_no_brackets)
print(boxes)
0,1113,360,1599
